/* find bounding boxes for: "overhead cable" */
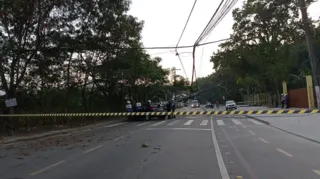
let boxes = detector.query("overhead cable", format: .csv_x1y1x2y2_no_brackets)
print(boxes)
191,0,238,86
175,0,198,79
7,38,230,52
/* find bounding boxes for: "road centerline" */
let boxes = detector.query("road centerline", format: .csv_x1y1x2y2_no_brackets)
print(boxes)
210,118,230,179
313,170,320,176
259,138,269,144
276,148,293,157
249,130,255,135
30,160,65,176
83,145,103,154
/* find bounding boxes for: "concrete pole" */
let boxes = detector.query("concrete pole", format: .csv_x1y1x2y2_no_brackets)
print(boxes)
297,0,320,109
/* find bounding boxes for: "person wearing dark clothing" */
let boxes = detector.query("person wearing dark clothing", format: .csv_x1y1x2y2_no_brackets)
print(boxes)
281,94,286,109
171,101,176,118
285,94,289,108
146,100,152,112
166,101,172,119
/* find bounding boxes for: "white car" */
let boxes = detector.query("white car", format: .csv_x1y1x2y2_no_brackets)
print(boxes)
225,100,237,110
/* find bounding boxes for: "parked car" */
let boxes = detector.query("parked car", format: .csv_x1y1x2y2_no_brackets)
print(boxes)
205,102,213,108
191,102,200,108
225,100,237,110
147,103,167,120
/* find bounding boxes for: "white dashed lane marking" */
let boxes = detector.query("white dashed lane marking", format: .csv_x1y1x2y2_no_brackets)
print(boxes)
136,122,150,127
183,120,194,126
248,119,263,125
232,119,243,126
168,120,179,126
151,121,167,127
276,148,293,157
217,120,225,126
200,120,208,126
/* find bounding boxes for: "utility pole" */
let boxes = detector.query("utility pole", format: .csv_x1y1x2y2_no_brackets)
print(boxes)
171,67,181,84
298,0,320,109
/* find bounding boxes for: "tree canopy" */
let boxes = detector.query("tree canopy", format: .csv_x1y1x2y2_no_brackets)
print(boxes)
196,0,320,106
0,0,172,113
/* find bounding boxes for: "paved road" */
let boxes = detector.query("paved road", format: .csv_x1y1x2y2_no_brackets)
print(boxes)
1,114,320,179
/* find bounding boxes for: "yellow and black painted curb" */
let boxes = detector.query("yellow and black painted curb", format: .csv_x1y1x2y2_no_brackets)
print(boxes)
0,109,319,117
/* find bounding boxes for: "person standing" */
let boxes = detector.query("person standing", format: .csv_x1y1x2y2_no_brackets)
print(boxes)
125,101,133,112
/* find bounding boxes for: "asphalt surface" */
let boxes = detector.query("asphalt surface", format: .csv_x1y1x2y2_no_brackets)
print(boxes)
1,107,320,179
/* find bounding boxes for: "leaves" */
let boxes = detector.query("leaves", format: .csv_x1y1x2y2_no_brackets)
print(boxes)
0,0,171,114
197,0,319,104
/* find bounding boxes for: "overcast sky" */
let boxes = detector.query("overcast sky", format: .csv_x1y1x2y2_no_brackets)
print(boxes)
128,0,320,81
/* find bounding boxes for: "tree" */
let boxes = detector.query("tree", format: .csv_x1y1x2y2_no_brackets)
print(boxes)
206,0,314,106
0,0,171,114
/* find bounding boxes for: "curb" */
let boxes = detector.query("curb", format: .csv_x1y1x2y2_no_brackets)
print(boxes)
1,119,127,145
245,115,320,145
244,115,270,125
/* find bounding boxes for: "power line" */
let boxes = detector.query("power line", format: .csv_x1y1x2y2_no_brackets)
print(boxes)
191,0,238,86
176,54,188,79
191,0,226,86
175,0,198,80
195,0,225,45
176,0,198,48
7,38,230,52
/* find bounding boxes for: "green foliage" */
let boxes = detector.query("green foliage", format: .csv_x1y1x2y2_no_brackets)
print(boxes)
197,0,320,104
0,0,172,113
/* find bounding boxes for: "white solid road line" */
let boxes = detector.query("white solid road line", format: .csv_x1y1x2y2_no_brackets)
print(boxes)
104,122,128,128
151,121,166,127
168,120,179,125
200,120,208,126
136,122,150,127
276,148,293,157
83,145,103,154
183,120,194,126
259,138,269,144
232,119,243,125
248,119,263,125
146,128,210,131
249,130,255,135
210,119,230,179
217,120,225,126
30,160,65,176
313,170,320,176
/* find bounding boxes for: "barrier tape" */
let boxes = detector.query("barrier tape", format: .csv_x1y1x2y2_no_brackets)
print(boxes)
0,109,319,117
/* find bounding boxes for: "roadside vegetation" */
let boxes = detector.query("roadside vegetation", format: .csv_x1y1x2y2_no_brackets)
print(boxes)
196,0,320,106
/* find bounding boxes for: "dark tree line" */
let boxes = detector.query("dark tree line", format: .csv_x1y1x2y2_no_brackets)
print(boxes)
196,0,320,106
0,0,182,114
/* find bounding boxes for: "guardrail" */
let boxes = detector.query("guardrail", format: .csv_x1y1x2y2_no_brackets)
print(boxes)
0,109,319,117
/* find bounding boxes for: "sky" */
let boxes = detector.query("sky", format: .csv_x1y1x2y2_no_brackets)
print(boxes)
128,0,320,81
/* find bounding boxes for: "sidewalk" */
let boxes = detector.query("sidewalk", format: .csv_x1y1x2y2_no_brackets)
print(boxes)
1,117,127,145
248,113,320,144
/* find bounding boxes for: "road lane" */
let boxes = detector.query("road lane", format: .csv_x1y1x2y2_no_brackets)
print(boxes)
3,113,320,179
243,117,320,171
1,116,223,179
214,116,320,179
0,121,148,179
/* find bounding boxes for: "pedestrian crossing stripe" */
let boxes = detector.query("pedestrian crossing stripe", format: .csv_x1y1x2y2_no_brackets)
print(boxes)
0,109,318,117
